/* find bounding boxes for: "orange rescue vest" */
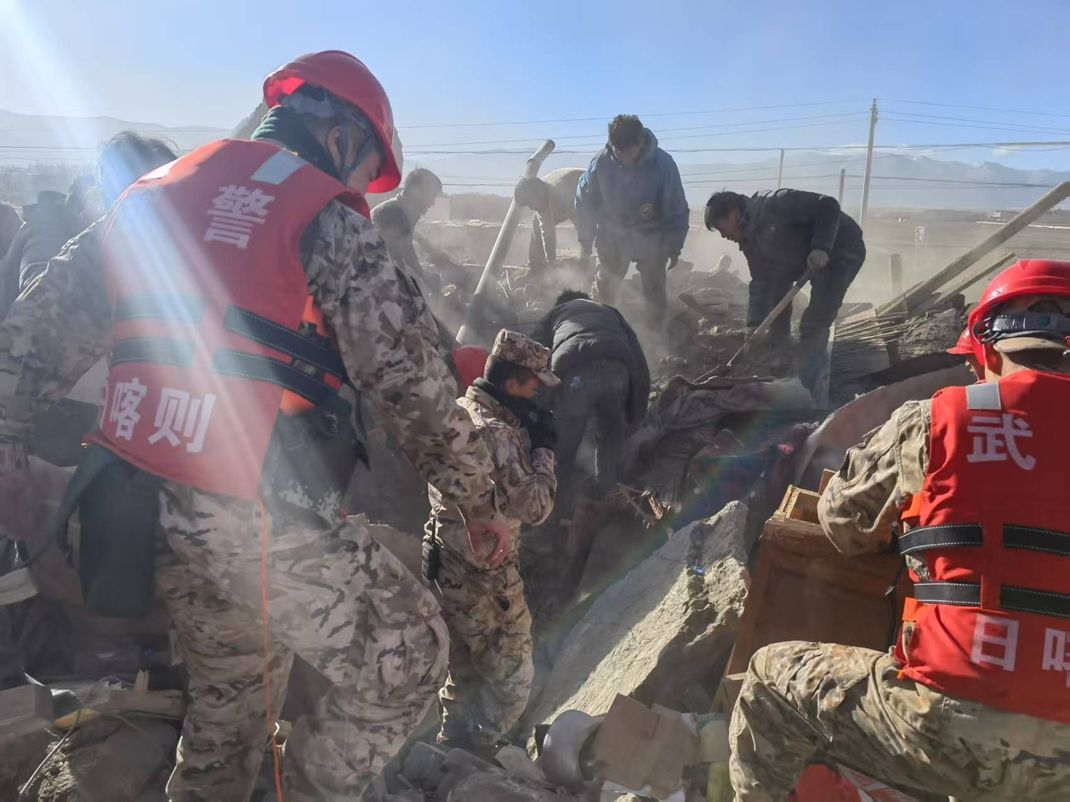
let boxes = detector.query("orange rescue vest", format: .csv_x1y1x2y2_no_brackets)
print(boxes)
91,139,366,501
895,371,1070,722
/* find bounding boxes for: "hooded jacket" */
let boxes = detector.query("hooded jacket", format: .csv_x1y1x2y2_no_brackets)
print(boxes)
574,129,689,262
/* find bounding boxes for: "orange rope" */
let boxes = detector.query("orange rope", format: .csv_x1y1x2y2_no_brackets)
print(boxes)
260,502,285,802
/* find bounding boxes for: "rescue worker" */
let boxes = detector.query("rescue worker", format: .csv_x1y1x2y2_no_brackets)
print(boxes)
0,50,508,802
526,289,649,619
514,167,584,273
575,115,689,327
704,189,866,392
730,259,1070,800
426,329,558,754
371,167,444,288
948,326,984,381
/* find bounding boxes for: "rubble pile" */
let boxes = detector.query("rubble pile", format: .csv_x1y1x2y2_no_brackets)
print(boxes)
0,224,984,801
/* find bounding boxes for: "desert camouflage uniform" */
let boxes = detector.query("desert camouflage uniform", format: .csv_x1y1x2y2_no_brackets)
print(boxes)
730,398,1070,801
0,199,498,801
428,381,556,747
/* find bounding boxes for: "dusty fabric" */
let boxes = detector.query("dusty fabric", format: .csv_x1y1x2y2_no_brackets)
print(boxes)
156,485,448,801
730,641,1070,801
817,399,931,556
428,385,555,746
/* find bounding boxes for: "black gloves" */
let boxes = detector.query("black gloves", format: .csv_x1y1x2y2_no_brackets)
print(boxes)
526,408,558,452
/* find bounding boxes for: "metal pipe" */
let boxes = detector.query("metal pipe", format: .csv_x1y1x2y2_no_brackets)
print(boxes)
457,140,556,344
837,168,846,204
776,149,785,189
879,181,1070,316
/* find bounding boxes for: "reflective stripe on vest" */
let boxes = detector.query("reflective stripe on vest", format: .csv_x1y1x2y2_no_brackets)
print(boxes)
90,139,366,500
894,370,1070,722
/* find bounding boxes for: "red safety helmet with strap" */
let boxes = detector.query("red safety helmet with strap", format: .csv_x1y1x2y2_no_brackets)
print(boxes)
263,50,401,194
946,328,976,357
968,259,1070,350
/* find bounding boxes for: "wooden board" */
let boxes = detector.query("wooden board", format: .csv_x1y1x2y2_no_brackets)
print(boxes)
726,515,907,676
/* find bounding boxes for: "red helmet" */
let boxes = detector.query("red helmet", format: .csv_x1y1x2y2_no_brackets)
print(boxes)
453,346,490,390
946,328,977,357
967,259,1070,344
263,50,401,193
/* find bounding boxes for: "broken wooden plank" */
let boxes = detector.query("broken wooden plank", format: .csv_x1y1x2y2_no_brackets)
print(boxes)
774,485,821,524
0,683,54,742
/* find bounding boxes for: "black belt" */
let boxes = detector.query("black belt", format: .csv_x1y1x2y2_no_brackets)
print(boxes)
899,523,1070,557
223,307,345,378
212,350,350,416
112,337,195,368
914,582,1070,619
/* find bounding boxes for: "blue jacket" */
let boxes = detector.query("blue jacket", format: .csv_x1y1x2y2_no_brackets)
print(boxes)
574,129,689,262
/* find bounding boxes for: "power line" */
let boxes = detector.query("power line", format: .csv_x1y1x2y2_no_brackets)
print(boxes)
398,99,866,130
892,99,1070,120
405,112,865,149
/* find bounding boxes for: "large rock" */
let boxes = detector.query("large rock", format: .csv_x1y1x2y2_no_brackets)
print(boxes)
528,502,750,728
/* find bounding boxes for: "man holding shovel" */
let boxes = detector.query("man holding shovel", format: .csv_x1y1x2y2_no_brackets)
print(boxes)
705,189,866,391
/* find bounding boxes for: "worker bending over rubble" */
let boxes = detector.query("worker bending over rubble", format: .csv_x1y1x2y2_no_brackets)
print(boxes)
704,188,866,392
371,167,445,290
426,330,557,753
514,167,584,274
0,50,509,801
526,290,649,618
730,259,1070,800
575,115,689,328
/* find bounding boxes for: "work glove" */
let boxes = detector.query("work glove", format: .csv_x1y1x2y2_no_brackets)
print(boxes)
526,408,558,452
0,438,35,542
806,248,830,271
667,253,681,271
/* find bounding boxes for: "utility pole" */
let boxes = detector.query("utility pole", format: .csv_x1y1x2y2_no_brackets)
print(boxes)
859,98,878,227
837,168,846,203
776,149,785,189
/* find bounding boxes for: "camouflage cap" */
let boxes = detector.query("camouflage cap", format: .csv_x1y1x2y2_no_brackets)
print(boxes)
491,329,560,386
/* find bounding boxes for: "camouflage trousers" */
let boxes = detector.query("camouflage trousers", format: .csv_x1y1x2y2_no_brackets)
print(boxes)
155,483,448,802
729,641,1070,801
434,525,533,748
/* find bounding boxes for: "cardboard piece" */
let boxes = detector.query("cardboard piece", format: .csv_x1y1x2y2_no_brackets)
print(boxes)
590,694,699,799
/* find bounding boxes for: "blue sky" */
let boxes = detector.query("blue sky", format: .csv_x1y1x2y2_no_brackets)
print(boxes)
3,0,1070,174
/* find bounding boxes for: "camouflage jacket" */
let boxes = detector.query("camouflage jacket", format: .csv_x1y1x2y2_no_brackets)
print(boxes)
817,399,931,556
0,200,497,518
429,385,556,553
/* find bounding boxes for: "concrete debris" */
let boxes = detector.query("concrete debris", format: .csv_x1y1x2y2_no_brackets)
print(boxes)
21,717,178,802
447,771,578,802
526,501,750,731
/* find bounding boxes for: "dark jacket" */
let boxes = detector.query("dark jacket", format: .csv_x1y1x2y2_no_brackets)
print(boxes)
0,192,84,316
574,129,689,262
739,189,865,325
535,298,650,424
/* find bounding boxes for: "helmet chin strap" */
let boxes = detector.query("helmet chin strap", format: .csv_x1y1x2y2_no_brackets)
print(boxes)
978,311,1070,343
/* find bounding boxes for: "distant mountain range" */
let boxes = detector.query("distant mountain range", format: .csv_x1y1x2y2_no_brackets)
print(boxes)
2,108,1069,211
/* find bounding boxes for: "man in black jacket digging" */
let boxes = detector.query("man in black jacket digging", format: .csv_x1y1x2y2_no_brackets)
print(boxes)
704,189,866,392
528,291,650,617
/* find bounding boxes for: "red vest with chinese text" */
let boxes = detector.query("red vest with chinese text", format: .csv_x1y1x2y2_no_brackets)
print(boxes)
896,370,1070,722
90,139,367,500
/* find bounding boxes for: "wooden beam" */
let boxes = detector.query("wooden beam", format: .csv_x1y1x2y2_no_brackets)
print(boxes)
879,182,1070,316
